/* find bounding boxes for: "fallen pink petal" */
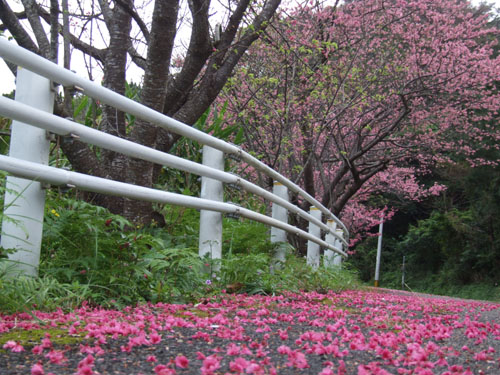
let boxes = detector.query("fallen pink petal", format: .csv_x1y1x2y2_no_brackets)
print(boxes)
30,363,44,375
0,289,497,374
174,355,189,369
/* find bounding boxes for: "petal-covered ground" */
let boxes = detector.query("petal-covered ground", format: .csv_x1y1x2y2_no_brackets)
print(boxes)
1,289,499,374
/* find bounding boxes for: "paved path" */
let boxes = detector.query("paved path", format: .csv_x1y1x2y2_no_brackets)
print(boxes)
1,288,499,374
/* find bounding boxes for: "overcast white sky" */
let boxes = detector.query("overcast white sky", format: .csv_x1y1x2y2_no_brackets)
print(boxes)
0,0,499,95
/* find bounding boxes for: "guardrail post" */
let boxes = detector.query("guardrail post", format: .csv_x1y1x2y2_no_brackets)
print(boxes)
270,181,288,263
306,206,321,269
199,146,224,271
333,228,344,268
324,219,337,268
1,68,54,277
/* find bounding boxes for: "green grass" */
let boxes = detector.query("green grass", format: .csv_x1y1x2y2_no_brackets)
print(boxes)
410,281,500,302
375,271,500,302
0,327,88,353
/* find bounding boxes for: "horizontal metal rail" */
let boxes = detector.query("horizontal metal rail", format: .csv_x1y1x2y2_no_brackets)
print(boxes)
240,153,347,234
0,155,347,257
0,96,348,247
0,37,348,238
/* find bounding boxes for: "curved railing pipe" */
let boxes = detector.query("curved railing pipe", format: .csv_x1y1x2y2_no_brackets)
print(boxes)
0,96,348,247
0,155,347,257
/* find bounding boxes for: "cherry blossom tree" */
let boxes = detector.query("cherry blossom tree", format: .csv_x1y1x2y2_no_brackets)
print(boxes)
221,0,500,233
0,0,282,223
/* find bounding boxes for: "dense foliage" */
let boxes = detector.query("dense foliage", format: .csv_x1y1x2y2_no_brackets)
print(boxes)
350,161,500,301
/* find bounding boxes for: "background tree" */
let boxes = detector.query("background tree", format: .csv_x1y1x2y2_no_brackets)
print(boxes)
221,0,500,235
0,0,282,224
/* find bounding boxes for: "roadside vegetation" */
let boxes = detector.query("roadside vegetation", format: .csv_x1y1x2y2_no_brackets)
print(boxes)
0,186,359,314
351,162,500,303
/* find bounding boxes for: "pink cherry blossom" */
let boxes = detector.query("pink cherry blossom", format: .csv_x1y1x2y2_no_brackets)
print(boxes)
154,364,176,375
76,365,93,375
174,355,189,369
31,363,44,375
319,367,334,375
3,340,24,352
229,357,250,373
45,349,67,364
201,354,220,375
219,0,500,236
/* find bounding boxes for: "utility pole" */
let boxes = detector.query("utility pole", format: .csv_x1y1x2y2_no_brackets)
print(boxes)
402,255,406,289
374,214,384,287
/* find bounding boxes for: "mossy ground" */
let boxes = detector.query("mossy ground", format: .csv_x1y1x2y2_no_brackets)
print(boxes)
0,327,88,353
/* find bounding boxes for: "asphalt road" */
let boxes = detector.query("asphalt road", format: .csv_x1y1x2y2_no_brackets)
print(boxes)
1,288,499,374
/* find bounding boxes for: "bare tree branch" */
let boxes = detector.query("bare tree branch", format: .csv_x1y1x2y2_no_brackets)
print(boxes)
162,0,213,116
332,161,386,215
97,0,112,24
67,32,106,62
114,0,150,42
0,10,26,31
62,0,72,116
127,44,146,70
173,0,282,126
20,0,51,58
0,0,38,53
49,0,58,62
36,6,107,62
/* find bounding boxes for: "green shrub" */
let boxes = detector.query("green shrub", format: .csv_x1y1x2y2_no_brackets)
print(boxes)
0,192,361,312
38,197,218,307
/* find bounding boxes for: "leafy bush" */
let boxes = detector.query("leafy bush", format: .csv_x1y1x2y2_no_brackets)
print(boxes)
0,272,84,313
0,161,360,313
36,197,216,308
265,253,360,295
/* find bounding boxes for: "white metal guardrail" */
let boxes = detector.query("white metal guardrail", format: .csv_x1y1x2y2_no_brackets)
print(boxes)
0,38,348,277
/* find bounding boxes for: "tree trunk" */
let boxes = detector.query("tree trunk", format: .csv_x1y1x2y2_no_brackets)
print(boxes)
122,0,179,224
93,0,133,215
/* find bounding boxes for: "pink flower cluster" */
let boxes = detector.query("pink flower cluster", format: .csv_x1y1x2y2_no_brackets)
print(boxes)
219,0,500,237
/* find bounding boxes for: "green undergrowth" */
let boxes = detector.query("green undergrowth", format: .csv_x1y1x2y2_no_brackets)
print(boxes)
0,195,360,313
404,279,500,302
352,233,500,303
0,274,90,313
